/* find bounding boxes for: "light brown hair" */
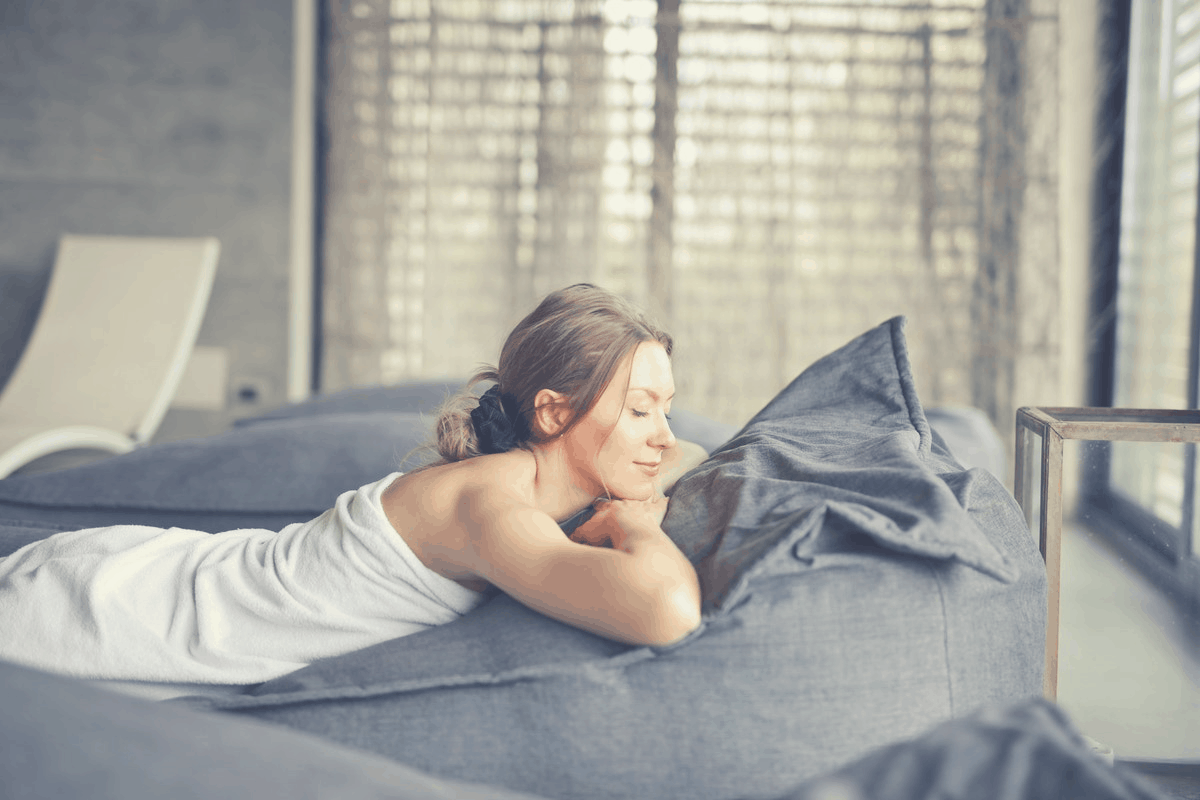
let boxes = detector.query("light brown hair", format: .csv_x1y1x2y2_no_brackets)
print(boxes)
421,283,672,466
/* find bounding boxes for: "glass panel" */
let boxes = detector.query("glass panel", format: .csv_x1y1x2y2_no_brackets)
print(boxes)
1112,441,1186,528
1065,441,1200,762
1190,450,1200,556
1111,0,1198,530
1016,422,1043,535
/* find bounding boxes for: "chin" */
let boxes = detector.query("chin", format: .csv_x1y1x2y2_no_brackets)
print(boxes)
609,478,657,501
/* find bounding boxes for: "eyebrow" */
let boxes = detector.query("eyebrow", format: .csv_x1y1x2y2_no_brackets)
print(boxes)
628,387,675,401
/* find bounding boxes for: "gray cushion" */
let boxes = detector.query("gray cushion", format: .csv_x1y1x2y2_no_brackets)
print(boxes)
925,404,1007,479
783,699,1167,800
0,658,547,800
233,381,464,425
0,413,434,538
177,317,1045,800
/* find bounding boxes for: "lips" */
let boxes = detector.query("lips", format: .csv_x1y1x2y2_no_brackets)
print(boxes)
635,461,660,475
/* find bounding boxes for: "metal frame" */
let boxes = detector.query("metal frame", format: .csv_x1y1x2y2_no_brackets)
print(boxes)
1014,406,1200,700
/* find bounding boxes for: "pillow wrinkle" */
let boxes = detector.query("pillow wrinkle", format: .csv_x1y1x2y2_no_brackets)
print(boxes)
702,473,1014,590
887,315,933,457
668,316,1016,619
695,515,812,612
194,640,659,711
710,487,1016,615
822,501,1015,581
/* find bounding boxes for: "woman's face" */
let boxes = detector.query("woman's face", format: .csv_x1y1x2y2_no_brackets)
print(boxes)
565,341,677,500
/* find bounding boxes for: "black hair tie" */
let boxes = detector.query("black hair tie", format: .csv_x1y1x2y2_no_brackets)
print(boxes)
470,386,532,454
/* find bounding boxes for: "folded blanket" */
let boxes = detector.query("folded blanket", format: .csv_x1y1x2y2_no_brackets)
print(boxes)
0,474,484,688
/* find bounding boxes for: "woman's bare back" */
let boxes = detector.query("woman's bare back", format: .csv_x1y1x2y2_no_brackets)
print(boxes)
381,451,540,594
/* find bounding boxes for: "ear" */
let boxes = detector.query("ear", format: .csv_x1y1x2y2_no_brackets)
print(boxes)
533,389,572,438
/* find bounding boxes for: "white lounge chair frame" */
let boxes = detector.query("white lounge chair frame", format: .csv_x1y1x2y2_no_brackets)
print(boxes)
0,234,219,478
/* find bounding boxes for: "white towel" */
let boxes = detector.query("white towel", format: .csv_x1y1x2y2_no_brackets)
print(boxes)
0,473,485,686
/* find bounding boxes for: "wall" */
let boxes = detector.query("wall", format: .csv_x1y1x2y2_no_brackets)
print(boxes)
0,0,296,443
1059,0,1099,410
1054,0,1101,506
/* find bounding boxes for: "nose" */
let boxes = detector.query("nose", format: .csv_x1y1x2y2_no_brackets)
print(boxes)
651,413,676,450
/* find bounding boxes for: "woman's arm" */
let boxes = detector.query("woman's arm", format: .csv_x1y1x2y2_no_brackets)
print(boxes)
460,491,701,647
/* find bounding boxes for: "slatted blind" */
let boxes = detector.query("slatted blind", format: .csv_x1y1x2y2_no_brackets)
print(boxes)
320,0,1059,432
667,1,986,421
1111,0,1200,528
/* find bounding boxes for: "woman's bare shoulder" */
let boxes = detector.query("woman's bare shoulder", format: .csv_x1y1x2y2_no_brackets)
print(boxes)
387,450,538,515
380,451,545,589
420,454,566,583
455,452,546,525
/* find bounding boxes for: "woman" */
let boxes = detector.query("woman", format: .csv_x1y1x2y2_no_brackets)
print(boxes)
387,282,704,647
0,284,705,688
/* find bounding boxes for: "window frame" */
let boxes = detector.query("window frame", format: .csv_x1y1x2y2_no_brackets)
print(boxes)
1082,0,1200,609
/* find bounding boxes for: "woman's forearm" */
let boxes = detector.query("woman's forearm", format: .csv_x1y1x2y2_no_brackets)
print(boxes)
605,524,701,645
470,499,701,647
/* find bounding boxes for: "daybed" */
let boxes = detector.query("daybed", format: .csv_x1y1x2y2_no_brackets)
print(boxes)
0,319,1168,800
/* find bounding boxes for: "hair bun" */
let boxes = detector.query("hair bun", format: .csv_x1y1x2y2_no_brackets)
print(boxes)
470,386,532,454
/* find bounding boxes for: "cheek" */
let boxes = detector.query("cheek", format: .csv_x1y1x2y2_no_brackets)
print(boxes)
574,417,620,465
601,423,641,462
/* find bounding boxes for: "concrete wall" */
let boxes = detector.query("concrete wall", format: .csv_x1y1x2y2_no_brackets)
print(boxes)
1059,0,1099,410
0,0,296,443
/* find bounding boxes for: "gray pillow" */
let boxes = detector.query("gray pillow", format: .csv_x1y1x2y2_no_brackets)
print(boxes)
233,381,465,426
0,658,547,800
182,317,1045,800
783,699,1166,800
0,413,434,539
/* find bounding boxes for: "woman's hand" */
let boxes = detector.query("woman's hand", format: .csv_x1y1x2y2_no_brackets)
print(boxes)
569,495,668,550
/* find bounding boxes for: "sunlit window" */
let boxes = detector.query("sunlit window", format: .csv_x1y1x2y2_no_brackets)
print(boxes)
1109,0,1200,551
319,0,1054,433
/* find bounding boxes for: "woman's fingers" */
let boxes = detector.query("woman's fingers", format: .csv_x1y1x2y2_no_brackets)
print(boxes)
597,497,668,529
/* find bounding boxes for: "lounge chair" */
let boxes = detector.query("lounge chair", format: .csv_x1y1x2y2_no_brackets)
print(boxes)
0,234,219,478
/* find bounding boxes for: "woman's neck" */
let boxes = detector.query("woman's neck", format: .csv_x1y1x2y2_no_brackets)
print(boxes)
526,442,599,524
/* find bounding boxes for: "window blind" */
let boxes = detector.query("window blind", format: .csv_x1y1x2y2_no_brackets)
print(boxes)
319,0,1059,433
1111,0,1199,531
